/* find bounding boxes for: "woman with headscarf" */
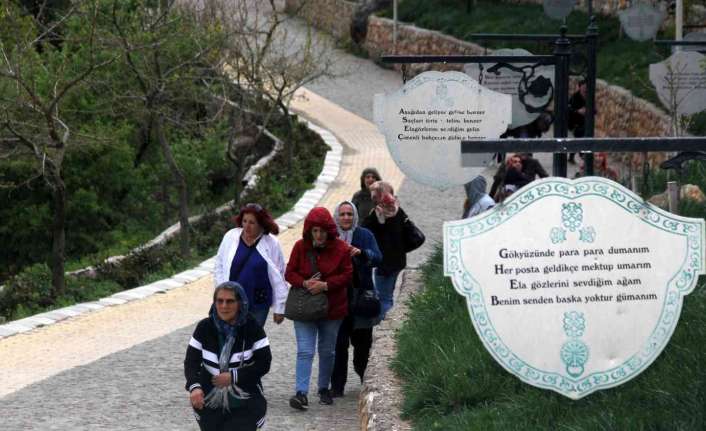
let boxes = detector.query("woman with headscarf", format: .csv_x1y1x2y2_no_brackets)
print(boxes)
351,167,382,222
462,176,496,219
330,200,382,397
285,207,353,410
361,181,415,320
184,281,271,431
214,203,288,327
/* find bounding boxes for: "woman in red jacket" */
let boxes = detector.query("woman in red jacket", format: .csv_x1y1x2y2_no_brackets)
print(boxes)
285,207,353,410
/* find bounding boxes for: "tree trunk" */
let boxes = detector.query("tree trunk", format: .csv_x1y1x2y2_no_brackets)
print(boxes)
155,118,191,258
49,172,67,299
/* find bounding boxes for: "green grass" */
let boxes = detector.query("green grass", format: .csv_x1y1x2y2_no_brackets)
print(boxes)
393,248,706,430
380,0,705,133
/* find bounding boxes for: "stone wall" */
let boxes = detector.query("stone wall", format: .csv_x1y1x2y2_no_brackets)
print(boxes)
284,0,360,41
365,16,671,137
503,0,630,16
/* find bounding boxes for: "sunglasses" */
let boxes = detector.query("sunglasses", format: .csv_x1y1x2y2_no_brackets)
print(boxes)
245,203,263,212
216,298,237,305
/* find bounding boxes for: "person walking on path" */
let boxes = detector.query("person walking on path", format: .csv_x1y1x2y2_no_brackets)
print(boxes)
285,207,353,410
489,153,548,199
362,181,415,320
184,281,272,431
351,167,382,222
462,176,495,219
214,203,288,327
330,201,382,397
568,80,588,164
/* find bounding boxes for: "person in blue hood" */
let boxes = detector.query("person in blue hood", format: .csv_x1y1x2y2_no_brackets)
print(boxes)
184,281,272,430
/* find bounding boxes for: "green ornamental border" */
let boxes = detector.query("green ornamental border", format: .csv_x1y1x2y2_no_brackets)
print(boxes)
443,177,705,399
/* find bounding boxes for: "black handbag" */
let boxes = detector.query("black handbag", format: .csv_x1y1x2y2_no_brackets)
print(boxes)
284,249,328,321
403,217,425,252
351,288,381,318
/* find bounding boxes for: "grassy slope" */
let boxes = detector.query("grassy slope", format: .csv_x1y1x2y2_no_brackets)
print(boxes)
394,248,706,430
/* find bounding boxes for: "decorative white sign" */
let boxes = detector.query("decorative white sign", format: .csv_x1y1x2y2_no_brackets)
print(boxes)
443,177,705,399
649,50,706,116
374,71,511,189
543,0,574,20
618,3,665,42
464,48,554,129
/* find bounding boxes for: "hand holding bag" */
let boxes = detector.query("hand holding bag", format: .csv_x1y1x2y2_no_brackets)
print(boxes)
284,249,329,321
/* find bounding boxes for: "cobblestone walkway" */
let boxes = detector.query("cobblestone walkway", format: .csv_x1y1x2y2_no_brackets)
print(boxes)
0,9,575,430
0,20,408,431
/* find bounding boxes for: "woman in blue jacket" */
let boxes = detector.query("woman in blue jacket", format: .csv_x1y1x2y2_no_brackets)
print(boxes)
330,200,382,397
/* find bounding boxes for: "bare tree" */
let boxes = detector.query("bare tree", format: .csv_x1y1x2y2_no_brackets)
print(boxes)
0,0,113,297
208,0,335,171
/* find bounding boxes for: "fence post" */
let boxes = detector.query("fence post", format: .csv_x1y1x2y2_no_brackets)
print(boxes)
553,26,571,178
667,181,680,214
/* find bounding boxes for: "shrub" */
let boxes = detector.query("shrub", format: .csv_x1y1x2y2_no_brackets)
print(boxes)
0,264,53,321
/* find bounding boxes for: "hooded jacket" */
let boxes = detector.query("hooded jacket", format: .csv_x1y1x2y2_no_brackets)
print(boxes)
351,168,381,222
285,207,353,320
463,176,495,219
184,283,271,416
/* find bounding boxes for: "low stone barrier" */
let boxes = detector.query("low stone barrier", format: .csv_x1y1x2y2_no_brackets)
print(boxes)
284,0,360,42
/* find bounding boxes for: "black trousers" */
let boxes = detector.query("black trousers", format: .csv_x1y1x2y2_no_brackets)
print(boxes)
193,401,266,431
331,315,373,392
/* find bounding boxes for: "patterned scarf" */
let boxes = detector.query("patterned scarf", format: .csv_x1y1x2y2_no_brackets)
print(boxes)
204,282,252,412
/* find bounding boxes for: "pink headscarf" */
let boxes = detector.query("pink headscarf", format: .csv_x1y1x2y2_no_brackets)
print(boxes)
370,181,399,223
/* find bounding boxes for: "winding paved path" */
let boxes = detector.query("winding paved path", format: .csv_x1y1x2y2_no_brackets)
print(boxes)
0,8,570,430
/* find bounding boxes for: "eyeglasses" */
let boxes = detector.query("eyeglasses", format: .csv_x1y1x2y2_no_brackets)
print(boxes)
245,203,262,212
339,212,354,216
216,298,237,305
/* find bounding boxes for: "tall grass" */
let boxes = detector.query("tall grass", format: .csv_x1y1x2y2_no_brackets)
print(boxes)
394,248,706,430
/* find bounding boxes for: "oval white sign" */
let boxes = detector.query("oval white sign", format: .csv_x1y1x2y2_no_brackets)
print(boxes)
374,71,511,189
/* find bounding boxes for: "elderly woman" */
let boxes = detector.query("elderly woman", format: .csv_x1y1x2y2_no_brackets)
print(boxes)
362,181,417,320
285,207,353,409
184,281,271,431
214,203,288,327
330,200,382,397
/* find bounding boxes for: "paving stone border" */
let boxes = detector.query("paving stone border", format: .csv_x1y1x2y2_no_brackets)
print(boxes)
0,119,343,340
359,269,419,431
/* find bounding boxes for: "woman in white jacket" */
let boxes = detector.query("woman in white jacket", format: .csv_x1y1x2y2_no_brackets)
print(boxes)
214,203,288,327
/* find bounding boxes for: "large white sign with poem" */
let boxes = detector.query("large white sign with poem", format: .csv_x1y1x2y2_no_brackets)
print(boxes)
374,71,511,189
444,177,705,399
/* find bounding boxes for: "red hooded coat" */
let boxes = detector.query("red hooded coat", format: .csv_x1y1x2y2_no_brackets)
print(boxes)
285,207,353,320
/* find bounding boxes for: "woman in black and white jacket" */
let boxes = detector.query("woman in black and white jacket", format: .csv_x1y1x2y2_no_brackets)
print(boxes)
184,281,272,431
214,203,288,327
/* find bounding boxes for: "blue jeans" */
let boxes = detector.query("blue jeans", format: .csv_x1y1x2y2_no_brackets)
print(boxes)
250,307,269,328
374,269,401,320
293,319,343,394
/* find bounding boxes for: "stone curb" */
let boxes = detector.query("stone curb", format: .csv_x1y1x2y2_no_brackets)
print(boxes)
359,270,418,431
0,118,344,340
